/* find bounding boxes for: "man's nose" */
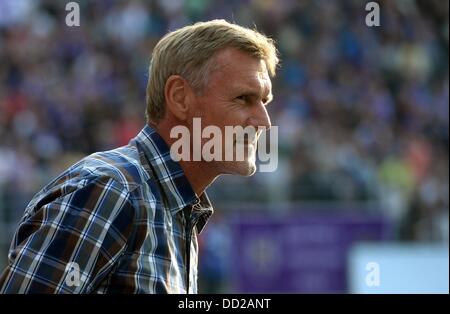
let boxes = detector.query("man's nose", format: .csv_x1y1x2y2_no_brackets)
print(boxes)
248,101,272,131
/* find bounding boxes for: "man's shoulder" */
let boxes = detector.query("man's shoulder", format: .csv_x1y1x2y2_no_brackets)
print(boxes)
23,144,152,221
81,144,150,192
39,144,149,198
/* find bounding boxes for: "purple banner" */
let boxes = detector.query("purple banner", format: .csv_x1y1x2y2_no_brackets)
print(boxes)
228,211,391,293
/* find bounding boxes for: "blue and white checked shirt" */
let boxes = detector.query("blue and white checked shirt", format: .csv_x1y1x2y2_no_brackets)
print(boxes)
0,125,214,294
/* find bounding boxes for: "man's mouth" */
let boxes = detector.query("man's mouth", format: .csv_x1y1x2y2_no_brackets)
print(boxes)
235,140,256,146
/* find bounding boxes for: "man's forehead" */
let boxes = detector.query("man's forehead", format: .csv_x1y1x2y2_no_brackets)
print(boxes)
209,48,272,91
231,72,272,93
212,48,269,75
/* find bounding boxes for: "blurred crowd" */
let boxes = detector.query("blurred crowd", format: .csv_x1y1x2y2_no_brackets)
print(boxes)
0,0,448,273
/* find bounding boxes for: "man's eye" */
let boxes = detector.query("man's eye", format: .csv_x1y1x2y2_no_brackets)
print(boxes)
236,95,248,102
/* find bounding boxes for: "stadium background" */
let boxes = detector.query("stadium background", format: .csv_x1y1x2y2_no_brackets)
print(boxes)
0,0,448,293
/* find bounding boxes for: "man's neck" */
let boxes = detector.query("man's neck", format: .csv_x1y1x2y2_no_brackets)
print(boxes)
178,159,218,196
151,122,218,196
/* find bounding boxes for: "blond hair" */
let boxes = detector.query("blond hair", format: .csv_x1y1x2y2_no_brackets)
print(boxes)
145,19,279,122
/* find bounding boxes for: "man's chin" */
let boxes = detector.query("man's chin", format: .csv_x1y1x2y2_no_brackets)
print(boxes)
243,162,257,176
221,161,257,177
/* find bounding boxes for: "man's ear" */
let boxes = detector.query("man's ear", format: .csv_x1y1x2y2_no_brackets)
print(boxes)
164,75,192,121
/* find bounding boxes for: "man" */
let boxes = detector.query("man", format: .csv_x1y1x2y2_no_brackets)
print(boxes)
0,19,278,293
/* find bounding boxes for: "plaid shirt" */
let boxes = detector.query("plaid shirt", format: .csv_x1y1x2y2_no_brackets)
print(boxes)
0,125,214,294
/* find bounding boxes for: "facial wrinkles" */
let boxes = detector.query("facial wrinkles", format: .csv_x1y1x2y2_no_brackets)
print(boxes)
199,53,272,125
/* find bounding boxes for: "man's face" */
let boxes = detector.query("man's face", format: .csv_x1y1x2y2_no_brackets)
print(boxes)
191,48,273,176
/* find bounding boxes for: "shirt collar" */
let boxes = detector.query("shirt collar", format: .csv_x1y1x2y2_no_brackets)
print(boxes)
130,125,214,224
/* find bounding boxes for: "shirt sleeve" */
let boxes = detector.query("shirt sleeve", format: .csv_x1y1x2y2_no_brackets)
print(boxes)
0,176,136,294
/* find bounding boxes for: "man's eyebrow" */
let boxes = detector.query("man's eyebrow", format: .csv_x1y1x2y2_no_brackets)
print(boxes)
232,86,273,102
